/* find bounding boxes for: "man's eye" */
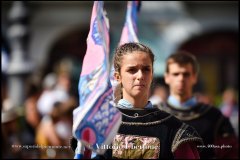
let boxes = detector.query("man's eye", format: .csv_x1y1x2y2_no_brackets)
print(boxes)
183,73,190,77
143,68,150,72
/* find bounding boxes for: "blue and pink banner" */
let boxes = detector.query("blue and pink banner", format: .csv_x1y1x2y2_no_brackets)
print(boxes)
73,1,121,156
119,1,140,45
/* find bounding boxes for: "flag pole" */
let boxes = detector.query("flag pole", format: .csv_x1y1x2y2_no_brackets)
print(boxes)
74,141,84,159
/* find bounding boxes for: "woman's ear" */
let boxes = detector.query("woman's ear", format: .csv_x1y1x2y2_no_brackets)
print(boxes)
114,72,121,82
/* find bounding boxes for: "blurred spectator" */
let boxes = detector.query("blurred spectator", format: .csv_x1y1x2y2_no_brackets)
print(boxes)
2,99,39,158
220,88,239,136
1,56,39,158
37,73,59,116
2,104,22,158
35,71,76,158
37,71,74,116
149,77,169,106
149,84,169,106
24,83,42,138
35,100,75,158
194,92,214,105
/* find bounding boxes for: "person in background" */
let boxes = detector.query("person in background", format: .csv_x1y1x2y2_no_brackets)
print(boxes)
149,79,169,106
35,71,76,158
2,101,23,158
24,83,41,138
220,88,239,137
159,51,238,158
194,92,214,106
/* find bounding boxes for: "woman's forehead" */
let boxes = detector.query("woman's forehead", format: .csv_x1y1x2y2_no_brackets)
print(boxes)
121,53,151,65
122,51,151,60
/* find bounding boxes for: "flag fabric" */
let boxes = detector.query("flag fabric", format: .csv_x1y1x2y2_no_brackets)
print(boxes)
119,0,140,45
110,1,141,103
73,1,121,157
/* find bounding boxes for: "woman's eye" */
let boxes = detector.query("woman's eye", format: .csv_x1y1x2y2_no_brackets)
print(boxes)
127,68,136,73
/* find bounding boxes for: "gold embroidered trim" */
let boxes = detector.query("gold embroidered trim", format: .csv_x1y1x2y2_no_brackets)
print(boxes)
121,115,172,126
121,110,162,118
171,123,203,153
172,123,188,150
161,104,212,121
171,137,203,153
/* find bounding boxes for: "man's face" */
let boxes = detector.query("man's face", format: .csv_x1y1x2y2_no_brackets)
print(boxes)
164,63,197,100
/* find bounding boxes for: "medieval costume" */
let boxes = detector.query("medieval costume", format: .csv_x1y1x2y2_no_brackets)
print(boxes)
94,99,203,159
158,96,239,158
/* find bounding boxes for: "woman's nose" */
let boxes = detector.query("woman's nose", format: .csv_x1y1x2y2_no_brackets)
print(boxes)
136,70,144,80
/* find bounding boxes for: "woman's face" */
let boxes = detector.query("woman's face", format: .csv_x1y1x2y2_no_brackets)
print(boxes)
115,51,153,100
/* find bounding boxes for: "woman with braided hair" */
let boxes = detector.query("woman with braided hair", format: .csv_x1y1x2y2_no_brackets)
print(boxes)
93,42,203,159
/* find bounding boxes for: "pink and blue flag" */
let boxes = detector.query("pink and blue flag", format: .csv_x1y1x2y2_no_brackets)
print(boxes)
119,0,140,45
73,1,121,157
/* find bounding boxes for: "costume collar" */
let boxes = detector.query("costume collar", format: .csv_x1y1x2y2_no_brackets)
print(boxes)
167,95,197,110
118,99,153,109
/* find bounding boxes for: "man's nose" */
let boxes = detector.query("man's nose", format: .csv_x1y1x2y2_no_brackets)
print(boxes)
178,74,184,81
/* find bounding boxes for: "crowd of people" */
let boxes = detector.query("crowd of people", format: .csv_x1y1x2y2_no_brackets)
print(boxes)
2,66,77,158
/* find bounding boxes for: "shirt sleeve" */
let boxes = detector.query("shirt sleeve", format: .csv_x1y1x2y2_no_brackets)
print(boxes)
214,135,239,158
174,142,200,159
